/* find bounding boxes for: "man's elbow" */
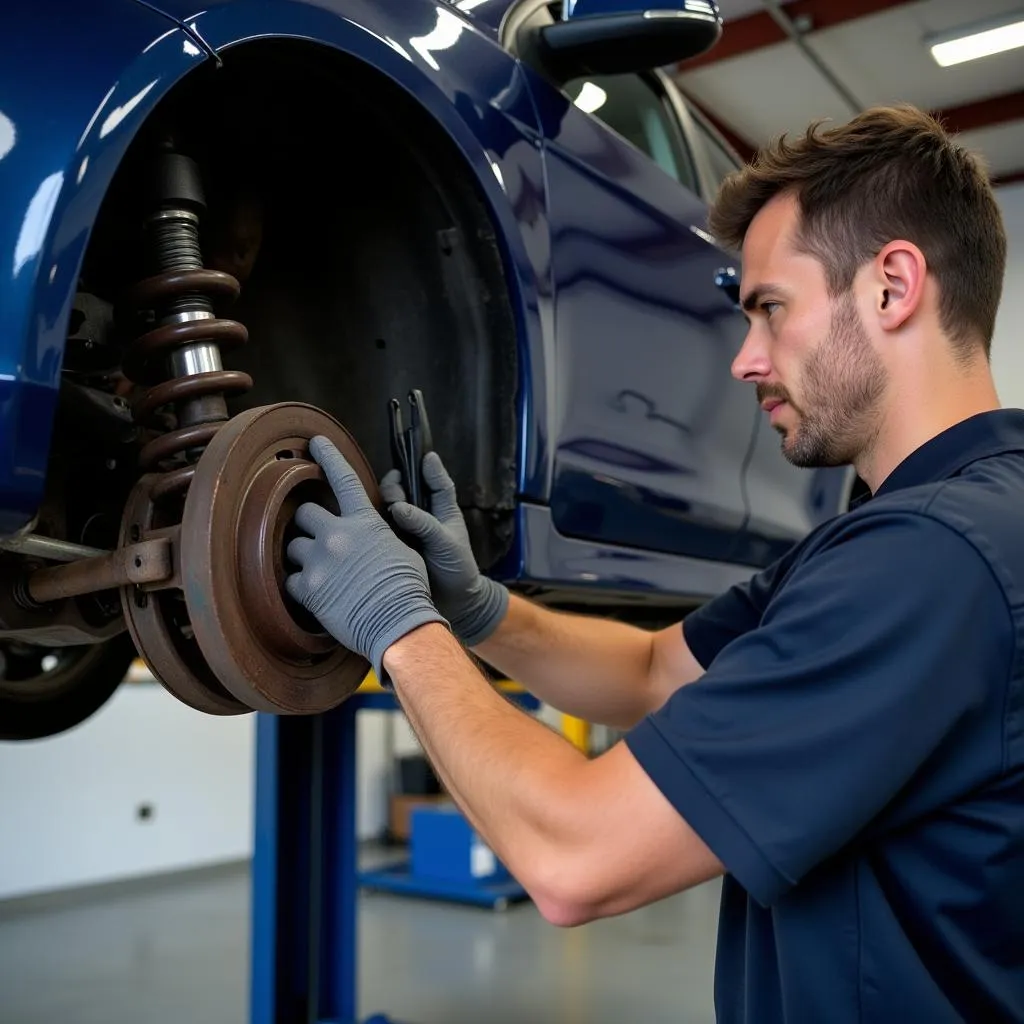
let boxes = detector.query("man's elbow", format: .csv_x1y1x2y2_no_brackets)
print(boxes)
525,859,607,928
532,888,599,928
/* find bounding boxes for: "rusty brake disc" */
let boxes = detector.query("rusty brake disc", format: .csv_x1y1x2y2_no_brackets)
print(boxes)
179,402,378,715
119,474,251,716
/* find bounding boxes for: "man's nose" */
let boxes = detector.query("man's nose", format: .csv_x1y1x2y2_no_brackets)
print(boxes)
731,328,771,382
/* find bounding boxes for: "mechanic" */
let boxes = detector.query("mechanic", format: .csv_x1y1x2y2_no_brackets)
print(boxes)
284,103,1023,1023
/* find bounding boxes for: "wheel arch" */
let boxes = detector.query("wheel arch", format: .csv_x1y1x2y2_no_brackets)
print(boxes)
73,22,541,567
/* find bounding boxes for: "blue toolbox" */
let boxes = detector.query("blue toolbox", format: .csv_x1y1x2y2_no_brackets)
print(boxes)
359,802,529,910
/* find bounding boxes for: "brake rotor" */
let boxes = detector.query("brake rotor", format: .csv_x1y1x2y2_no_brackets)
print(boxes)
119,474,251,716
180,402,378,714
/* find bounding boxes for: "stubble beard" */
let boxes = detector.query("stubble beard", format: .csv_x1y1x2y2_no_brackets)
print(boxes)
763,293,887,469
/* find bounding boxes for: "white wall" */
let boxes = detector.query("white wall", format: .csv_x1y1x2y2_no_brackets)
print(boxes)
0,673,430,900
0,670,563,901
991,183,1024,406
0,680,254,901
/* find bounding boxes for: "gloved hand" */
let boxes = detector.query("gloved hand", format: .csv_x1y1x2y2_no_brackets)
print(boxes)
285,436,448,680
380,451,509,647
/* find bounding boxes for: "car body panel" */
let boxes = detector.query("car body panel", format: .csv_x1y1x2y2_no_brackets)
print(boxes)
507,501,757,599
148,0,556,503
0,0,848,617
436,0,510,35
0,1,206,534
739,445,855,565
0,0,553,526
522,64,758,564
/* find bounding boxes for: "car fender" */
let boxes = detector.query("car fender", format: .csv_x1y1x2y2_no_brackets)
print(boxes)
159,0,552,500
0,1,209,534
0,0,550,534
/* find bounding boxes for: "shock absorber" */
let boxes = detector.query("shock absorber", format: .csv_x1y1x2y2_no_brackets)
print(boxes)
125,143,254,500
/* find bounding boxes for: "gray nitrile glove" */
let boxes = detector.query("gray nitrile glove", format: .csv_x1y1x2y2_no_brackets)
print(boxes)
380,451,509,647
285,436,448,680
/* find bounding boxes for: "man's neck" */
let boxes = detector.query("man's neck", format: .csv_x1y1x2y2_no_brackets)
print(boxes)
855,365,1002,493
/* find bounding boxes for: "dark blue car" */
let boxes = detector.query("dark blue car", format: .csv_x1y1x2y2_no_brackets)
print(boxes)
0,0,850,739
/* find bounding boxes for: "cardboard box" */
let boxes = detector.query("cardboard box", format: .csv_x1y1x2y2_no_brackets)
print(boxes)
388,793,450,842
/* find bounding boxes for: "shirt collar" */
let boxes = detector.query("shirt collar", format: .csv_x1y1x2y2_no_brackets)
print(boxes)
849,409,1024,509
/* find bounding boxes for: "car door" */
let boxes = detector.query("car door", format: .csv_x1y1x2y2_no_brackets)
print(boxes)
527,64,757,564
683,108,854,565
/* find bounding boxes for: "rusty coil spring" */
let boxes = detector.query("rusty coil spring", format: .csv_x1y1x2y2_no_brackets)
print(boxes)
124,268,253,500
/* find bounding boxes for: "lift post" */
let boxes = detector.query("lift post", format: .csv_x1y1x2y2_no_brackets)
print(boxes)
251,688,399,1024
249,680,540,1024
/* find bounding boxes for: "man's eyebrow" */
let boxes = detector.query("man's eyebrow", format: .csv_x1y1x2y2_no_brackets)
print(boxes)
741,284,787,312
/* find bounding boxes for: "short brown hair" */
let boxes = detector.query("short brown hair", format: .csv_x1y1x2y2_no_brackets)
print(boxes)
708,104,1007,358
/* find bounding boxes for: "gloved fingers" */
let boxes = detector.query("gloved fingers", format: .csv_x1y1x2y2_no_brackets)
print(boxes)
309,435,373,516
293,500,335,538
390,501,443,545
285,535,315,569
421,451,460,519
379,468,407,506
284,571,306,606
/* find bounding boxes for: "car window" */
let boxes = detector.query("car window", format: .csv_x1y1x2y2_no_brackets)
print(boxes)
691,115,742,193
563,73,700,193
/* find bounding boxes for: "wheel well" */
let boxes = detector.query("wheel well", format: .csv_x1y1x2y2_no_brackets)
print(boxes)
78,39,519,569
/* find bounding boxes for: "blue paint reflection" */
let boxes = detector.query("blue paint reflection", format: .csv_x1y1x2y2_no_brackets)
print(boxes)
409,9,465,71
13,172,63,278
0,111,15,162
99,79,159,139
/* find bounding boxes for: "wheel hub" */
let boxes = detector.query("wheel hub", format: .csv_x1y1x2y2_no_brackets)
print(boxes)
122,402,378,715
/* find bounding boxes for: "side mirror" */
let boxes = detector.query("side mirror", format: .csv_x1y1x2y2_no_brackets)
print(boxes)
536,0,722,81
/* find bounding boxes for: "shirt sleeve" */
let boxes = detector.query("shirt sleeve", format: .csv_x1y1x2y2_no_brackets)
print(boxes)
627,511,1013,906
683,541,804,668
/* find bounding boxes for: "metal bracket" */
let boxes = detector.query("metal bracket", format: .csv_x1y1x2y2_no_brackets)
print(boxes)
23,536,175,605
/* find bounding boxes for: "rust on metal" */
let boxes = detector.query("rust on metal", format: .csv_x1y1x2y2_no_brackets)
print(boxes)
126,318,249,385
139,422,222,470
134,370,253,425
127,268,241,310
118,474,250,716
26,537,174,605
180,402,380,715
150,463,197,502
0,554,127,646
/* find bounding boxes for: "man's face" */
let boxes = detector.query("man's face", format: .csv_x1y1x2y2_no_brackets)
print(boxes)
731,193,887,468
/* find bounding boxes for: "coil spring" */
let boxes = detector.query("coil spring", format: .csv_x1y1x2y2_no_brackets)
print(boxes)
124,179,254,501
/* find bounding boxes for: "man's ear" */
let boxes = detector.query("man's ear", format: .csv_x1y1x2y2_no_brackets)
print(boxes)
873,241,926,331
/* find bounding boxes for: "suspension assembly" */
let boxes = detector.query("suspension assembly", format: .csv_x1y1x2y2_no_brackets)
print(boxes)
19,143,382,716
125,144,255,501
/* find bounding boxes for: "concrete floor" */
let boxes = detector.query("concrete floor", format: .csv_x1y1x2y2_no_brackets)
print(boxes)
0,857,721,1024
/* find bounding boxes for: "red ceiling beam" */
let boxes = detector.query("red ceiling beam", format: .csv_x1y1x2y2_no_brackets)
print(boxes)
933,90,1024,187
678,0,919,72
933,90,1024,135
993,169,1024,186
685,88,1024,169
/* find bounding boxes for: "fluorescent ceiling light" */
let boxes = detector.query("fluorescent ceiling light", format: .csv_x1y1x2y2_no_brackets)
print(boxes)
928,12,1024,67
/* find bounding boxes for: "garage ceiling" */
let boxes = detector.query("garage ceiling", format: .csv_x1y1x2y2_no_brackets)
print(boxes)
672,0,1024,185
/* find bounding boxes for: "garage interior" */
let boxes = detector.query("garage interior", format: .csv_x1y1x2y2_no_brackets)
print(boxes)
2,1,1024,1022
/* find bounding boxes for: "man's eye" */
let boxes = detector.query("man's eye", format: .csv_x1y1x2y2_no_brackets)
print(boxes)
762,302,780,318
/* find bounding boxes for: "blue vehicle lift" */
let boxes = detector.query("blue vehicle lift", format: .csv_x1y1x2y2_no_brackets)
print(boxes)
249,677,540,1024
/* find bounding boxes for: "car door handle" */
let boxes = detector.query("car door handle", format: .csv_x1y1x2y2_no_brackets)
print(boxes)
715,266,740,306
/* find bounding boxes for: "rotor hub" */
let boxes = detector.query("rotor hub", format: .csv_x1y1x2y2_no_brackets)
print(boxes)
121,402,378,715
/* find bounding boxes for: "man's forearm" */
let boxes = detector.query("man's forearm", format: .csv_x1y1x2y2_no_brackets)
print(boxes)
470,594,660,729
383,622,590,910
383,622,724,927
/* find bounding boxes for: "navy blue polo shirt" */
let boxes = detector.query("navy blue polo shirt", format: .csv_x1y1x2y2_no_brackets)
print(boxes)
626,409,1024,1024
